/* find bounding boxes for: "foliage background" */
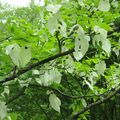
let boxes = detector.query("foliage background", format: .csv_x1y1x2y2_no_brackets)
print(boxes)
0,0,120,120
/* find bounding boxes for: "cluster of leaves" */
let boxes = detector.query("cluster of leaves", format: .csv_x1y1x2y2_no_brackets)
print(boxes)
0,0,120,120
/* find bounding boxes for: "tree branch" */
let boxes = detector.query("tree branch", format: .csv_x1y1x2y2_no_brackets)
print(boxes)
0,48,74,84
69,86,120,120
1,83,110,100
0,26,118,85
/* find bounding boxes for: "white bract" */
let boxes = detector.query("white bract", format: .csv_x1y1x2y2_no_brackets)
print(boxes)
6,43,31,68
0,102,7,119
95,61,106,74
49,93,61,113
98,0,110,11
111,1,118,8
81,98,87,107
46,4,61,14
36,69,61,86
47,13,59,35
58,20,67,37
93,26,111,55
73,25,90,61
61,0,69,3
78,0,85,6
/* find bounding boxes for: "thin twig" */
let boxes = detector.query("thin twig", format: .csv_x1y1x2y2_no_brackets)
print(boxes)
6,86,26,105
0,48,74,84
55,31,61,53
69,86,120,120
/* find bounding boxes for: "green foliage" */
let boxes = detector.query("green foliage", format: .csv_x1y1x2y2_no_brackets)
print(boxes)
0,0,120,120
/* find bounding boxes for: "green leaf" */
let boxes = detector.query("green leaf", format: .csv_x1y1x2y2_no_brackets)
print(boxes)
98,0,110,12
0,102,7,119
95,61,106,74
9,113,18,120
6,44,31,68
49,93,61,113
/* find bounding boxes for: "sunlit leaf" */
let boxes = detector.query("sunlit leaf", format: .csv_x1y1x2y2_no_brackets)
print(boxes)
9,112,18,120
